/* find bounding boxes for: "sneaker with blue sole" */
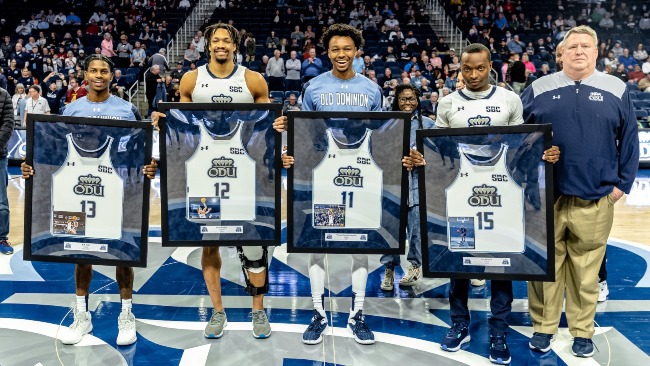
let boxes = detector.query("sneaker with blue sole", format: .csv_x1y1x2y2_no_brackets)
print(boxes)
572,337,595,358
251,310,271,339
347,309,375,345
303,310,328,345
0,240,13,255
204,309,227,339
440,322,470,352
489,333,511,365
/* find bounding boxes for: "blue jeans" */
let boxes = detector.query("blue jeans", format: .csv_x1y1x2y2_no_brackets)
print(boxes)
380,205,422,269
0,157,9,240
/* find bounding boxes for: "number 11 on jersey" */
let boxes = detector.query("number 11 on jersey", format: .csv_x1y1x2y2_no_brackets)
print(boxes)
341,191,354,208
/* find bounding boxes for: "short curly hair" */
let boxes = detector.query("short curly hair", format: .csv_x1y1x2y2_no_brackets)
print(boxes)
322,24,364,50
204,23,241,62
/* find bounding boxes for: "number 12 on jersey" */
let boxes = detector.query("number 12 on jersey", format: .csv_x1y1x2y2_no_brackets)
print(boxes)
214,182,230,199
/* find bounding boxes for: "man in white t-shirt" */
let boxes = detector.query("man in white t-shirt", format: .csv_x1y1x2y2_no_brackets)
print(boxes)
384,14,399,30
23,85,50,125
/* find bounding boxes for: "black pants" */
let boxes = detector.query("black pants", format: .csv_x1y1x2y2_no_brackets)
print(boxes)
268,76,285,92
285,79,301,93
449,279,513,335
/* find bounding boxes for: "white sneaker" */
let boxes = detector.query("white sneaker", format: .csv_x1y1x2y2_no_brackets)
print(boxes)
399,265,421,287
61,309,93,345
598,280,609,302
381,268,395,291
116,311,137,346
470,279,486,287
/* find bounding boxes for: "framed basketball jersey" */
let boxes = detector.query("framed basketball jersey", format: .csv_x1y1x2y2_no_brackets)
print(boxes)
417,125,555,281
286,111,410,254
24,114,153,268
158,103,282,247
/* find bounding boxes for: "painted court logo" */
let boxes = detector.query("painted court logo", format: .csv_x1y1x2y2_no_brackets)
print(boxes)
73,175,105,197
468,184,501,207
208,157,237,178
333,166,363,187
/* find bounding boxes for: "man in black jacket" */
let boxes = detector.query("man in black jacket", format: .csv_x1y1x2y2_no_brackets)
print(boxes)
509,53,527,95
0,87,14,254
145,65,163,117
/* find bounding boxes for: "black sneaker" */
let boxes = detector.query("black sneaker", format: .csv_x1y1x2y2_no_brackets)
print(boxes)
571,337,595,358
440,322,470,352
489,333,511,365
529,332,554,353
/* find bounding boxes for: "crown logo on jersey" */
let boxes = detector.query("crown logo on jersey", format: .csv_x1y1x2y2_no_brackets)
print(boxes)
467,115,492,127
208,156,237,178
468,184,501,207
73,174,105,197
211,94,234,103
333,166,363,187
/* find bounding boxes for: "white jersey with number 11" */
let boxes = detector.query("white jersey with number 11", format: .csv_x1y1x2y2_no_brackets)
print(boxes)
312,128,382,229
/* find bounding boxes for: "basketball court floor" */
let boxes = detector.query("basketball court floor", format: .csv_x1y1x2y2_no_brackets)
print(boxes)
1,166,650,365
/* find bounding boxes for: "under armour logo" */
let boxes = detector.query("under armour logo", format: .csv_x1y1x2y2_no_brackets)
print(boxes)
93,108,101,112
328,154,336,158
458,106,464,111
552,95,560,100
202,83,209,87
460,173,468,177
341,84,349,89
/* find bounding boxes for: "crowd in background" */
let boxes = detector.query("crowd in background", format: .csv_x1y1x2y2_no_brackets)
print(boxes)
2,0,650,122
0,0,189,124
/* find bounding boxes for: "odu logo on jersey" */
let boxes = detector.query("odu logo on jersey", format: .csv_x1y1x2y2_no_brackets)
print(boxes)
212,94,233,103
73,174,105,197
208,156,237,178
467,115,492,127
333,166,363,187
468,184,501,207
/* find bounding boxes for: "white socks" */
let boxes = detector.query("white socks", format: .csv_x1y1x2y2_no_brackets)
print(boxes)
351,254,368,313
309,253,327,317
308,253,369,316
121,298,132,313
76,295,87,313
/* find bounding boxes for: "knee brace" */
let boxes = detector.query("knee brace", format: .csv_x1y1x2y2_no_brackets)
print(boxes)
237,246,269,296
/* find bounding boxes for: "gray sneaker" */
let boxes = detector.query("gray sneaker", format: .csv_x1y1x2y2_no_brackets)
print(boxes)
204,310,228,339
251,310,272,339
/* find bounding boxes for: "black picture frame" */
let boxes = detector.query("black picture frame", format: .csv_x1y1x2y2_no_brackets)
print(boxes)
24,114,152,268
286,111,411,254
158,103,283,247
416,124,555,281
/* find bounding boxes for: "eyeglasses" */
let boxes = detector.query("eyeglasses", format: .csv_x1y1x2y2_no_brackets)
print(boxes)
398,97,418,103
